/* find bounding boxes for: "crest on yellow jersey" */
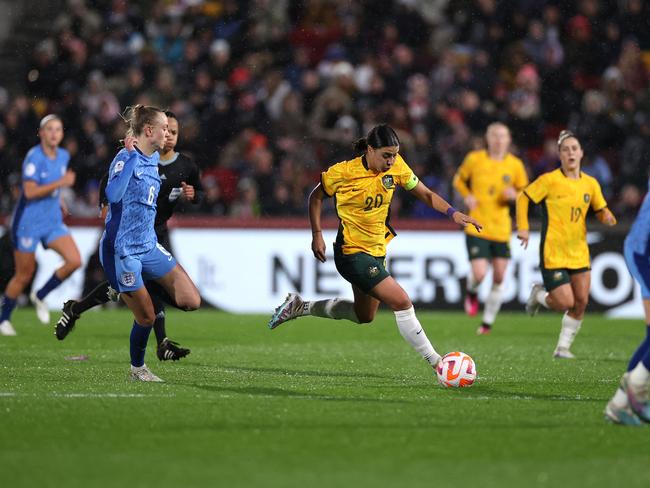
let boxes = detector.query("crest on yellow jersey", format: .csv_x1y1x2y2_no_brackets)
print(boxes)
503,174,511,184
584,193,590,203
382,175,395,189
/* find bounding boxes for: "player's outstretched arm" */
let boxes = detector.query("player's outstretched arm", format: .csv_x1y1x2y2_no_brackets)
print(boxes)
410,181,482,232
309,183,327,263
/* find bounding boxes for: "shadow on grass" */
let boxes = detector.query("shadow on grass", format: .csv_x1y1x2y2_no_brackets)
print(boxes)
181,382,415,404
208,364,402,381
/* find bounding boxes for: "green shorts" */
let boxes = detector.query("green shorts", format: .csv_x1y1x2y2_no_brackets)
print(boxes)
466,235,511,260
334,245,390,294
541,267,590,291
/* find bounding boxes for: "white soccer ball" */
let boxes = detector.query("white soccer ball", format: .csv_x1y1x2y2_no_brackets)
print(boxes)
436,351,476,388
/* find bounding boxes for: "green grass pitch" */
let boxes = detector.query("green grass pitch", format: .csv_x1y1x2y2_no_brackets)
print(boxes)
1,308,649,487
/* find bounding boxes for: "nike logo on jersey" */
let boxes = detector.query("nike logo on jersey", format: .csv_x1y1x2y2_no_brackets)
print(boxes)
136,171,144,177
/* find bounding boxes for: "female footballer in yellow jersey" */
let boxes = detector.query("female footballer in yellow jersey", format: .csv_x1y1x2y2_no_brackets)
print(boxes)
453,123,528,335
268,125,480,374
516,130,617,358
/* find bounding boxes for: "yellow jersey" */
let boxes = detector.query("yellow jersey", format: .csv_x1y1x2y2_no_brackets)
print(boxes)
453,150,528,242
522,169,608,269
321,154,419,256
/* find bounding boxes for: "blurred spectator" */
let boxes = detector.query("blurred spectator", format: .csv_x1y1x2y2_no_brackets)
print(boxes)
0,0,647,222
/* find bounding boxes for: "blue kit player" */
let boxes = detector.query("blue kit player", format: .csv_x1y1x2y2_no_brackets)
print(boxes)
100,105,200,382
1,115,81,336
605,180,650,425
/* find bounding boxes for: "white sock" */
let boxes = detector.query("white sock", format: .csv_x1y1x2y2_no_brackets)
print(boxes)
394,306,440,366
483,282,504,326
557,313,582,350
536,289,550,308
306,299,360,323
611,386,629,408
629,361,650,386
466,273,480,294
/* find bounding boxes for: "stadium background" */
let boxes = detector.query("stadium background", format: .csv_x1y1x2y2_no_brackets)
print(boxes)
0,0,648,314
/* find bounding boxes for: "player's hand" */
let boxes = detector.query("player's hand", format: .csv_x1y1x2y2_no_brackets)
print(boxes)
123,136,138,152
180,182,195,200
517,230,529,249
502,187,517,201
598,208,617,226
464,194,478,210
61,169,76,187
311,231,326,262
453,211,482,233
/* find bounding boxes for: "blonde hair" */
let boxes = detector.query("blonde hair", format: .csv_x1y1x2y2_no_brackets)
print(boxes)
121,104,164,138
557,129,579,148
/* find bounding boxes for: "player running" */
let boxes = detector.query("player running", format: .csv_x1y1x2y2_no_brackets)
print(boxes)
99,105,200,381
604,180,650,425
55,112,202,361
516,130,616,359
268,125,481,375
453,122,528,335
1,115,81,336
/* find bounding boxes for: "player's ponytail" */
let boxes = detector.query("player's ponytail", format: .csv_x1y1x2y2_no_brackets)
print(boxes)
353,124,400,153
121,104,164,138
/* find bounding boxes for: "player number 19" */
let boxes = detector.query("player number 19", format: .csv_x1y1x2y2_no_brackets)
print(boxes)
570,206,582,222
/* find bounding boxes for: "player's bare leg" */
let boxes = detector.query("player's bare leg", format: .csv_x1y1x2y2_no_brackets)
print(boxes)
153,263,201,311
552,272,589,359
465,258,487,317
32,235,82,324
478,257,508,335
0,251,36,335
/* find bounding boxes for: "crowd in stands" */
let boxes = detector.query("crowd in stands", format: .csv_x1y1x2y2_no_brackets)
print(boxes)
0,0,649,221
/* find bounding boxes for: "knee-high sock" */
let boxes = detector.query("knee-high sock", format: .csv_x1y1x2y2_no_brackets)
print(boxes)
0,296,17,322
557,312,582,350
72,281,112,315
483,283,504,326
627,325,650,371
394,306,440,366
36,272,63,300
466,272,480,294
130,321,152,367
306,299,360,323
629,356,650,387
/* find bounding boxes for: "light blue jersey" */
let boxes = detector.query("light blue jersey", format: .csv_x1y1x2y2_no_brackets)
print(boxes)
625,179,650,256
12,145,69,231
102,147,161,256
624,179,650,298
11,145,70,251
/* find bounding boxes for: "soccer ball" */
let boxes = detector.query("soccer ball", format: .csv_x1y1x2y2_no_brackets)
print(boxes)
436,351,476,388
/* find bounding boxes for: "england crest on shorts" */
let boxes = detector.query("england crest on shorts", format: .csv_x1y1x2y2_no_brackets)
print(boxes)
121,272,136,287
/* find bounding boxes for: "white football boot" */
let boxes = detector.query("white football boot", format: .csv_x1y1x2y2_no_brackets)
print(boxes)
0,320,17,336
268,293,304,329
130,365,164,382
30,291,50,324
